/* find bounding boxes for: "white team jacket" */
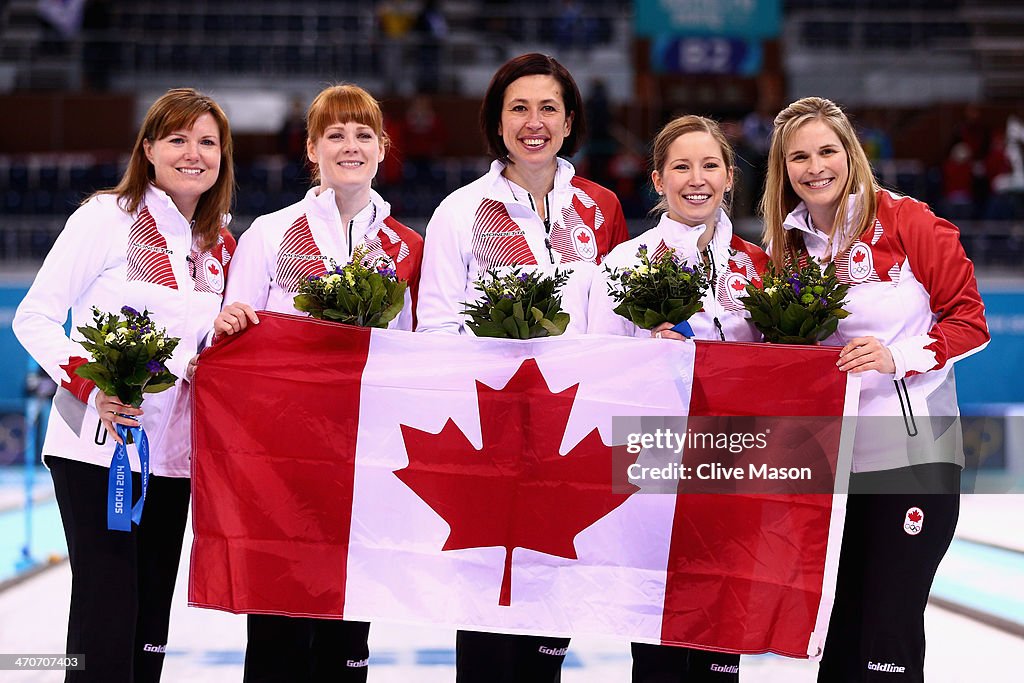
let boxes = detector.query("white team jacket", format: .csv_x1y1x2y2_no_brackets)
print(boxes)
416,158,629,335
14,185,235,477
589,210,767,342
224,187,423,329
784,190,989,471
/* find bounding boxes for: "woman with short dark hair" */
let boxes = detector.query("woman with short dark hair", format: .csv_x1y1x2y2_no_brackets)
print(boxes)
416,53,629,682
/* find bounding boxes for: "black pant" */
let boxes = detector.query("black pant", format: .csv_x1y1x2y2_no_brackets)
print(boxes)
818,464,960,683
243,615,370,682
456,630,570,683
48,455,191,683
631,643,740,682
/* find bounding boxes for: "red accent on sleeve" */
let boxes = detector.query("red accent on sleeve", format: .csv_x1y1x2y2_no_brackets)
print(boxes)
569,177,629,262
59,356,96,404
218,227,238,280
383,216,425,330
885,193,989,376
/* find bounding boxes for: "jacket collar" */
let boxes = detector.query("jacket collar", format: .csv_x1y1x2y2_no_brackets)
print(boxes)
655,208,734,264
481,157,577,204
304,186,392,242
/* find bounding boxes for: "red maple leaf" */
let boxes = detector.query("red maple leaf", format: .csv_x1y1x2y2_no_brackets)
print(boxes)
730,278,746,291
572,194,597,232
395,358,636,606
907,509,922,523
208,262,220,275
577,231,591,244
852,250,866,264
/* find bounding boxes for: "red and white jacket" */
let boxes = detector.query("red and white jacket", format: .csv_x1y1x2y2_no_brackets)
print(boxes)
784,190,989,471
224,187,423,329
416,158,629,335
589,209,767,342
13,185,235,477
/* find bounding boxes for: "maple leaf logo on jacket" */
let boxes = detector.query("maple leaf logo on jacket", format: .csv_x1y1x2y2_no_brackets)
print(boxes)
395,358,637,606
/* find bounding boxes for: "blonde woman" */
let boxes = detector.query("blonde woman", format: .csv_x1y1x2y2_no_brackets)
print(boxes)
760,96,989,682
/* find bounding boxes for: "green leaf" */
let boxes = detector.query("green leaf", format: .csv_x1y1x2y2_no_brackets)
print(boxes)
142,380,176,394
501,316,519,338
780,302,808,334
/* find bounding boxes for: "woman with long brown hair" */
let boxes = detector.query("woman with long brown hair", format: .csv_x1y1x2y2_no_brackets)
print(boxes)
14,87,236,682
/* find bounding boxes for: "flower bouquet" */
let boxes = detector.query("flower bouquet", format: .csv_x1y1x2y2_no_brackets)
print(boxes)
293,247,408,328
462,267,571,338
75,305,181,408
74,305,181,531
741,256,850,344
605,244,711,333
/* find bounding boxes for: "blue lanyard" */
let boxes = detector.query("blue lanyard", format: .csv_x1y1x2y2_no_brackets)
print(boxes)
106,422,151,532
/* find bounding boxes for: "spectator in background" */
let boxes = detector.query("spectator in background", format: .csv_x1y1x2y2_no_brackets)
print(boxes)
857,111,894,166
983,129,1015,220
401,95,448,183
554,0,593,52
942,142,974,221
278,95,308,161
951,104,992,219
414,0,448,93
376,0,416,95
584,79,615,189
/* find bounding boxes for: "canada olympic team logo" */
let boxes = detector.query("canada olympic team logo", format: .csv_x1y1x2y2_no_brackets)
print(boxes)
848,242,873,283
903,507,924,536
722,272,748,306
202,255,225,293
571,225,597,260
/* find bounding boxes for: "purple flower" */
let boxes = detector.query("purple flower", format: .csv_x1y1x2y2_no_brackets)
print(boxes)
378,267,397,278
518,272,530,284
681,265,694,274
638,244,648,254
502,293,515,300
307,274,320,282
121,305,140,317
145,360,163,373
622,269,633,279
819,297,827,306
791,281,802,295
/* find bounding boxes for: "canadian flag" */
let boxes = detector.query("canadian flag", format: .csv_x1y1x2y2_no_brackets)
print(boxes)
190,313,858,658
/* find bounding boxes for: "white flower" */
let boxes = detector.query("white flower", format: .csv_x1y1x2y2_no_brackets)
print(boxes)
634,264,650,276
104,333,116,343
765,286,778,295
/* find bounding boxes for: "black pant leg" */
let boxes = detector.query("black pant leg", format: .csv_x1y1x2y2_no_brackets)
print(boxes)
310,619,371,682
631,643,739,682
132,475,191,683
685,649,740,681
631,642,687,683
49,456,139,683
820,464,960,683
244,615,314,682
456,630,519,683
514,634,570,682
818,491,869,682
